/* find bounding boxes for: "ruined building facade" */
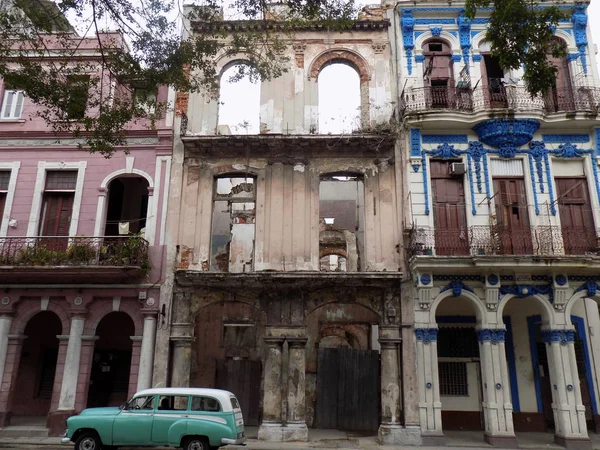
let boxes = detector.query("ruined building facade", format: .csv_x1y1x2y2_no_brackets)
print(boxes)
160,7,424,444
399,0,600,448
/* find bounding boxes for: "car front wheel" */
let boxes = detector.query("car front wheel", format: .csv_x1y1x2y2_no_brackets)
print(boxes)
183,436,208,450
75,432,102,450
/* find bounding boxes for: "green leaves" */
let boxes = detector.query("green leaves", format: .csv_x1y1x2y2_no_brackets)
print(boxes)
465,0,569,97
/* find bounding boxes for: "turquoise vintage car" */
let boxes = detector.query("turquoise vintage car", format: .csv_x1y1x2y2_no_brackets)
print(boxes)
62,388,245,450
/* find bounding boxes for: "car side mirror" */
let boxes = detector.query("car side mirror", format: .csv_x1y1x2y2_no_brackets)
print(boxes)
119,402,127,411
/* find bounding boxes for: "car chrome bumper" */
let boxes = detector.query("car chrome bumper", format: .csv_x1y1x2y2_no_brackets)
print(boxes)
221,437,246,445
61,437,71,444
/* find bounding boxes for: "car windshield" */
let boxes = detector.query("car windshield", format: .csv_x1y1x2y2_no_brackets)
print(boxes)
126,395,155,410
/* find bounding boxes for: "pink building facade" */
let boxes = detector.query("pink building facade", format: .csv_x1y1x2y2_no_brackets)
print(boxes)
0,34,173,435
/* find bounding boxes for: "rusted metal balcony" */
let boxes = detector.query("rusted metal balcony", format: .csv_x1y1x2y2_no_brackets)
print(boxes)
0,236,150,283
409,225,600,258
400,85,600,116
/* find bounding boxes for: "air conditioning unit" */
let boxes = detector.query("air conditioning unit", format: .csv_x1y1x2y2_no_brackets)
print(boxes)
450,162,466,176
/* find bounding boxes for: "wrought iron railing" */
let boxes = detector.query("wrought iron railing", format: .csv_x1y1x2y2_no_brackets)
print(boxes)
400,85,600,116
409,225,600,257
0,236,149,268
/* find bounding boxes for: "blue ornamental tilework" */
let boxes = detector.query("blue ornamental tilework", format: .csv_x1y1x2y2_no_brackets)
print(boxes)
415,328,438,343
499,284,552,298
410,129,421,157
401,9,416,75
414,18,455,24
415,55,425,63
477,329,506,343
572,4,588,73
472,54,482,62
542,134,589,143
422,134,468,144
575,281,600,297
542,329,575,344
440,280,475,297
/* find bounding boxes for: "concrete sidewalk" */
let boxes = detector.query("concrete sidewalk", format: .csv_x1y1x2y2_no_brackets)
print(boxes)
0,428,597,450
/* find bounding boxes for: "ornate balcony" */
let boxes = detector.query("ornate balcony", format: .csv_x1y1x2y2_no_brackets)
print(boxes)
400,85,600,117
409,225,600,258
0,236,150,283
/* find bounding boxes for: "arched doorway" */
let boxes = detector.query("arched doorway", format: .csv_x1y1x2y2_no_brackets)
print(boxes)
104,176,149,237
307,301,380,431
317,63,360,133
422,38,454,108
12,311,62,421
435,296,483,431
87,312,135,407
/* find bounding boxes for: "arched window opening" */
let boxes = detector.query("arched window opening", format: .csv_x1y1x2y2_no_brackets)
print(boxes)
318,63,360,134
423,39,453,108
210,175,256,272
218,64,260,134
478,41,508,108
104,176,149,236
546,37,574,112
319,174,364,271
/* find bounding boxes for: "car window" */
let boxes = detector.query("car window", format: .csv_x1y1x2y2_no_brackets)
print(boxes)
128,395,155,410
230,397,240,410
157,395,189,411
191,396,222,412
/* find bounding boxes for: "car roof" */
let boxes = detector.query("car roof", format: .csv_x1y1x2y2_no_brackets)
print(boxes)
133,388,238,412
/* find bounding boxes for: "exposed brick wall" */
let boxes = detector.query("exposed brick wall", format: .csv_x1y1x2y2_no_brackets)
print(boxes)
309,49,372,84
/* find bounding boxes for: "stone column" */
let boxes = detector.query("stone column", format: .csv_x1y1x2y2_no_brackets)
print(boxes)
0,315,13,389
284,337,308,441
543,329,591,450
414,327,444,445
379,325,414,444
476,328,517,448
170,337,193,388
137,313,157,391
0,335,25,427
258,337,284,441
57,316,85,411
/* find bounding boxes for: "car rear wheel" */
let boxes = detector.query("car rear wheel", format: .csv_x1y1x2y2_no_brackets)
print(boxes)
75,432,102,450
183,436,208,450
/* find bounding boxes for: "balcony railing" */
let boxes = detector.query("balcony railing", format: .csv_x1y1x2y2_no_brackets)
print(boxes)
400,85,600,116
0,236,149,268
409,225,600,257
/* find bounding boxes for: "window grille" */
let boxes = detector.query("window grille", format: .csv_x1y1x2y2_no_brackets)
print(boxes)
0,171,10,191
439,361,469,396
437,327,479,358
45,171,77,190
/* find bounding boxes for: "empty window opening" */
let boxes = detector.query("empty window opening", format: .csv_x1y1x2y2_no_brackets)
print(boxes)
218,64,260,134
222,323,256,348
318,63,360,134
319,174,364,271
210,176,256,272
104,176,149,236
64,75,90,119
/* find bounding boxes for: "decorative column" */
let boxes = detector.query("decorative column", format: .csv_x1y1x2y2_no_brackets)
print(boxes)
542,329,591,450
414,327,444,445
378,325,410,444
258,336,284,441
129,337,143,399
477,328,517,448
170,337,193,388
283,337,308,441
0,334,26,426
137,312,157,391
57,315,85,411
0,315,13,389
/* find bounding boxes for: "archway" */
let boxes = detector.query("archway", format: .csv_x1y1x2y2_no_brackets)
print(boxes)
217,63,260,134
318,63,360,134
500,295,556,432
306,301,380,431
434,295,484,431
87,312,135,407
104,176,149,236
12,311,62,423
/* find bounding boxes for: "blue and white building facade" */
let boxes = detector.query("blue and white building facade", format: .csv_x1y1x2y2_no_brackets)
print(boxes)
394,0,600,448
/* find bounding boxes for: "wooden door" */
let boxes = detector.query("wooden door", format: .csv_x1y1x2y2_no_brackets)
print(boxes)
493,178,532,254
431,161,469,255
547,40,573,112
216,359,262,426
39,192,74,251
316,347,380,431
556,178,597,254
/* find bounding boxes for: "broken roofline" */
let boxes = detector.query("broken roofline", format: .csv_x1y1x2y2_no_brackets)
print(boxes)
175,270,403,288
180,133,396,158
190,19,390,33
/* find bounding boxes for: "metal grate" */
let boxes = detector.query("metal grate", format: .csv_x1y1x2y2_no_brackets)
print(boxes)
0,172,10,191
438,327,479,358
439,361,469,396
45,171,77,190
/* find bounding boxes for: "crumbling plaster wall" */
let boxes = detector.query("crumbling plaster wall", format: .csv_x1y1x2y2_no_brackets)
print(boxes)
176,157,401,272
185,27,393,135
